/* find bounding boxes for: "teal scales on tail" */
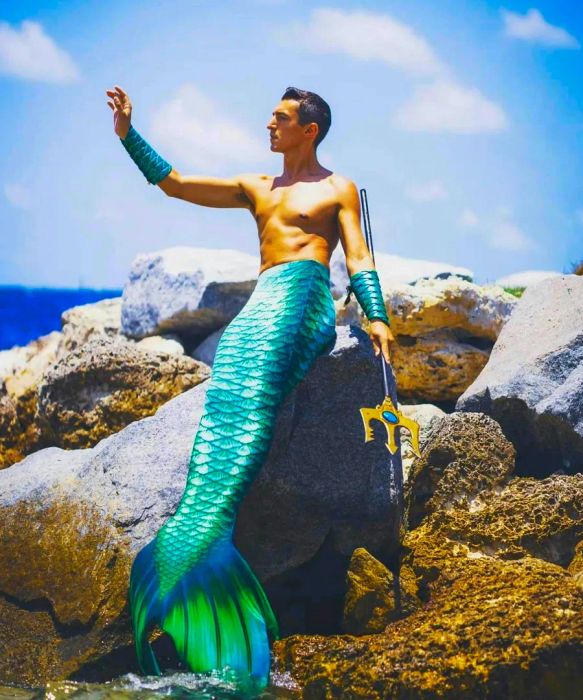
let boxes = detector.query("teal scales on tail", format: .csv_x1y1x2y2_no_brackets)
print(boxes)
128,259,338,689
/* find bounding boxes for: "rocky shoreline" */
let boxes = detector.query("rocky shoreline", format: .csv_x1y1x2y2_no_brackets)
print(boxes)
0,247,581,698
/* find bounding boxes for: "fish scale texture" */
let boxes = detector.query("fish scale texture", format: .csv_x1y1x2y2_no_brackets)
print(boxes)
128,259,337,688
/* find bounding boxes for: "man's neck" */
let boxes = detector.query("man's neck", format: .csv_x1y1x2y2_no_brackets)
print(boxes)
281,145,324,181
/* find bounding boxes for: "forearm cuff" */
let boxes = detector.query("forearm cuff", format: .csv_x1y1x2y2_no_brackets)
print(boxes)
119,124,173,185
348,269,390,326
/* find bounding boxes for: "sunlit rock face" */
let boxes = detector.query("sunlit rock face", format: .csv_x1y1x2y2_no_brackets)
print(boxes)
272,404,583,699
406,411,516,528
273,547,583,700
274,472,583,698
337,275,518,403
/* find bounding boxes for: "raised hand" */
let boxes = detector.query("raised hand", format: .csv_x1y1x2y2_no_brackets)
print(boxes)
106,85,132,139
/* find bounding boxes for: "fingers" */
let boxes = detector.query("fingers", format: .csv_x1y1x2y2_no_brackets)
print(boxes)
372,335,391,364
105,89,119,111
382,339,390,364
105,87,128,110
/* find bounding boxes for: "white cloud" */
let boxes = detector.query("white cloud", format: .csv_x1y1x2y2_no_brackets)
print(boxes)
0,19,81,83
489,221,537,252
502,8,580,49
278,7,446,77
459,208,479,227
405,180,448,202
3,183,32,209
149,83,269,170
393,80,508,134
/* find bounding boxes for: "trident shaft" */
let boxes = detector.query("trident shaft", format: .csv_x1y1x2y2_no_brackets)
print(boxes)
344,188,421,614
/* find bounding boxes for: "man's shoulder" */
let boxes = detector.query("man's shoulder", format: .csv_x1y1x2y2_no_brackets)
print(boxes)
329,173,358,201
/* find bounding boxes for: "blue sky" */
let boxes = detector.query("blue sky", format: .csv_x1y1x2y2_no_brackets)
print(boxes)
0,0,581,287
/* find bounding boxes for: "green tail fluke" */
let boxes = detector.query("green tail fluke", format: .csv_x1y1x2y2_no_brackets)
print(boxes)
129,535,279,685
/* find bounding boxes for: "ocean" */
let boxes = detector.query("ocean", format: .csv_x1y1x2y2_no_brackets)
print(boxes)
0,285,123,352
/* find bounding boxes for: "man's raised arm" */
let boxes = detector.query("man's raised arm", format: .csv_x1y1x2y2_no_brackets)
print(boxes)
158,171,253,210
106,84,252,209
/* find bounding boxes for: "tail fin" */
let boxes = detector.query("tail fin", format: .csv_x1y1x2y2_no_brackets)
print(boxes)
128,536,279,688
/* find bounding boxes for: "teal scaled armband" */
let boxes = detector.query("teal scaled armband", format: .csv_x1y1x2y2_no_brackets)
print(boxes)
119,124,173,185
346,269,391,326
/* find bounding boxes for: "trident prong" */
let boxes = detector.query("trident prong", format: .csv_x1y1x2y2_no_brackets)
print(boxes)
359,394,421,457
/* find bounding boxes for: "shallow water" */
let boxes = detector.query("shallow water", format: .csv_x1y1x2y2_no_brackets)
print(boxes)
0,669,300,700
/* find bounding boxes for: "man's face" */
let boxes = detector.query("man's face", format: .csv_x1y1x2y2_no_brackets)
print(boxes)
266,99,317,151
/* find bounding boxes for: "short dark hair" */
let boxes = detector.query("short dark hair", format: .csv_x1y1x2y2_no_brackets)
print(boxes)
280,86,332,150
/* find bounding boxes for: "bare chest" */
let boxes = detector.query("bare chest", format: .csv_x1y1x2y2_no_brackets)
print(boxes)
253,179,339,230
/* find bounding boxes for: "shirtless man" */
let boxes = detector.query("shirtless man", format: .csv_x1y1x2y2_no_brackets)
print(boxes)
105,84,395,684
106,84,395,364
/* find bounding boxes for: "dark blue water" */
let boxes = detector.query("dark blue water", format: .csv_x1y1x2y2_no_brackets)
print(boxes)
0,286,123,351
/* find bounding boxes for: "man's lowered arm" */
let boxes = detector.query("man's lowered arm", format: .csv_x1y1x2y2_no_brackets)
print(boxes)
336,177,376,276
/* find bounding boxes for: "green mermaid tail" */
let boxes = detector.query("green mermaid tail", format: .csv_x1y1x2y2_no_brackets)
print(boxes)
129,259,337,688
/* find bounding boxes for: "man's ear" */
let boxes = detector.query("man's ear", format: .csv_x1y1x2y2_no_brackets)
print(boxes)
305,122,319,140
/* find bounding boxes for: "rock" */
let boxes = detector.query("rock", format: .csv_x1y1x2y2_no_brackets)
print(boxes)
135,334,185,355
56,297,123,356
456,275,583,476
0,324,403,683
398,403,446,483
381,277,516,340
406,412,516,528
407,474,583,583
337,276,517,402
191,325,228,366
342,548,420,635
273,465,583,698
121,247,260,340
0,496,134,688
273,553,583,699
568,539,583,590
37,335,209,449
329,246,473,299
495,270,563,289
0,332,62,468
0,383,21,469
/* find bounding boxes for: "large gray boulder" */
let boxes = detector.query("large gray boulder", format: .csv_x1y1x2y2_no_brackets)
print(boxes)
456,275,583,476
121,247,261,339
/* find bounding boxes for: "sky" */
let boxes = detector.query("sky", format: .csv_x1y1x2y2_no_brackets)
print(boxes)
0,0,581,288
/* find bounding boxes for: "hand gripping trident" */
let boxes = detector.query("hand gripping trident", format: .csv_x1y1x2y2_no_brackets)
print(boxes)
344,188,421,615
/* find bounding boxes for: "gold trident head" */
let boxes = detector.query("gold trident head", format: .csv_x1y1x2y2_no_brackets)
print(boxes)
359,394,421,457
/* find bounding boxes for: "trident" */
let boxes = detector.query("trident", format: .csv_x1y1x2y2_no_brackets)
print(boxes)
343,188,421,614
